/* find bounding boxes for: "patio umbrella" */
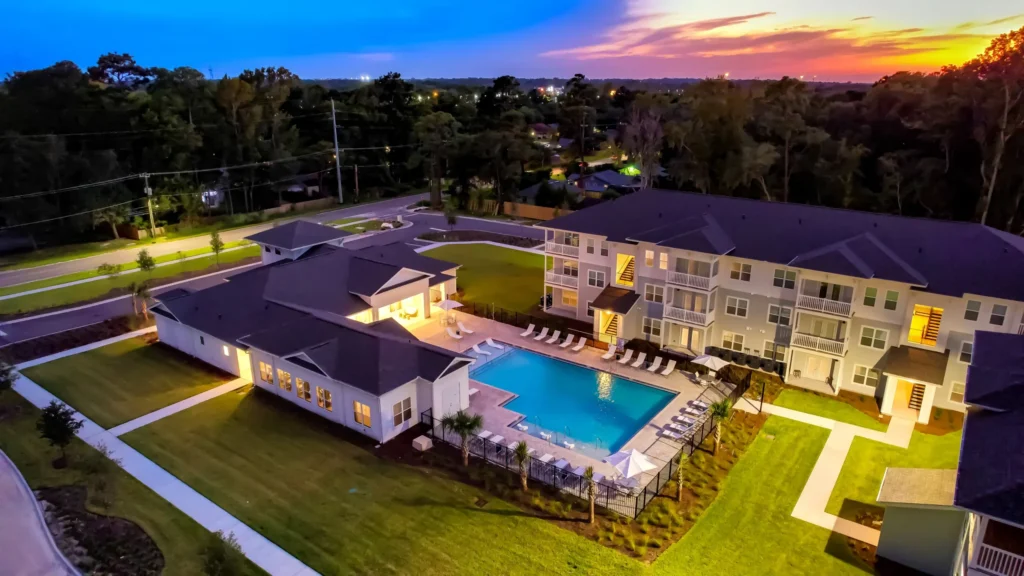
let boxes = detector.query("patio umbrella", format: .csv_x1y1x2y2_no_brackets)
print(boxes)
692,354,730,373
435,299,463,324
604,449,657,479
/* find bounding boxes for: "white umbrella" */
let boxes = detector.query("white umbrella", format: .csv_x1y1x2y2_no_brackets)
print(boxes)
692,354,730,372
604,449,657,479
436,300,463,311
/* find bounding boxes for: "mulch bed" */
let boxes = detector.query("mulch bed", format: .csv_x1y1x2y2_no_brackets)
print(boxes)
0,314,154,364
36,485,164,575
916,407,964,435
418,230,541,248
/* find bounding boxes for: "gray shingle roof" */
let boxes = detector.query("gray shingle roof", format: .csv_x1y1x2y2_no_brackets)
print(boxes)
591,286,640,314
245,220,350,250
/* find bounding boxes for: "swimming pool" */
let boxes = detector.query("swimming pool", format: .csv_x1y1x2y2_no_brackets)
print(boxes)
470,347,676,459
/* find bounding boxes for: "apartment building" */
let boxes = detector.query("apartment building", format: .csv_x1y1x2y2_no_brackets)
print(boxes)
539,189,1024,423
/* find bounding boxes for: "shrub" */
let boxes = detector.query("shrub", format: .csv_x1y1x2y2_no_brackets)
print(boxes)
201,530,245,575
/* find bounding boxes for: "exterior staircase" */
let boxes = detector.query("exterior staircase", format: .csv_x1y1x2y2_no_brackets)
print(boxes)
923,310,942,344
909,384,926,410
604,315,619,337
618,258,635,285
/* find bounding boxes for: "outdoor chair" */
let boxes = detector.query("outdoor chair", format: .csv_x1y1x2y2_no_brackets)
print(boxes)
617,349,635,365
485,337,505,350
533,327,550,341
659,428,684,442
601,348,616,360
545,330,561,344
446,327,463,340
646,356,663,373
457,321,474,334
520,324,535,338
471,344,491,356
660,359,677,376
559,334,575,348
571,339,586,352
630,352,647,368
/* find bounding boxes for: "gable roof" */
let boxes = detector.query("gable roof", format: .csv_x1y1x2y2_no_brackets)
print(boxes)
245,220,350,250
543,188,1024,301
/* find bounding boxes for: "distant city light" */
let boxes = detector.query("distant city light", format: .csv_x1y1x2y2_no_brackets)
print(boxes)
433,91,438,97
724,72,730,78
610,90,616,97
359,74,371,82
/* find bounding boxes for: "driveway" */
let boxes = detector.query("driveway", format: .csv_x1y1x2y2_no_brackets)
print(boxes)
0,451,77,576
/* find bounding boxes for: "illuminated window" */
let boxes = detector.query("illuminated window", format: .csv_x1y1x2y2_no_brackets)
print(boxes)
763,341,787,361
316,387,333,411
767,305,791,326
852,365,881,387
959,341,973,364
644,285,664,303
884,290,899,311
222,345,230,357
354,401,371,426
722,332,744,352
561,290,578,308
725,297,748,318
277,369,292,392
659,252,668,270
393,398,412,426
730,262,751,282
645,250,654,267
991,304,1007,326
950,382,966,404
860,327,888,350
296,378,311,402
863,287,877,307
773,269,796,289
259,362,273,383
964,300,981,321
908,305,943,346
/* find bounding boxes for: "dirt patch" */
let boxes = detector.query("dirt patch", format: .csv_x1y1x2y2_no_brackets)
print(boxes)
418,230,541,248
916,406,964,435
36,485,164,575
1,315,154,364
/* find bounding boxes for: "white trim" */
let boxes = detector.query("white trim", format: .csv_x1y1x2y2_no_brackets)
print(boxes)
883,289,900,311
762,339,788,361
725,296,749,318
772,268,796,289
950,381,966,404
958,341,973,364
585,300,594,318
851,364,881,388
642,316,663,341
644,283,664,303
729,262,752,282
766,304,793,326
587,269,606,288
858,325,888,350
990,303,1008,326
722,330,744,352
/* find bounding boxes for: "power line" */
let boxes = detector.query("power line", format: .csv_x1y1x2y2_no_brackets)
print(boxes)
0,200,136,230
148,150,332,177
0,175,136,202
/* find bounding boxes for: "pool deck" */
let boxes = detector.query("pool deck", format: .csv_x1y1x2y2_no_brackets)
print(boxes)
410,315,735,485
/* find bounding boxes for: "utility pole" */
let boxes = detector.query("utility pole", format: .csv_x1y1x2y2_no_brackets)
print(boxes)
330,99,343,204
143,173,156,238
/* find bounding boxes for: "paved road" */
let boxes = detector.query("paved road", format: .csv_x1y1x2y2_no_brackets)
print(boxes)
0,194,427,289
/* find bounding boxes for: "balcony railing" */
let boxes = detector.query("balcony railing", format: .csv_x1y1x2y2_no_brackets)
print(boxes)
666,271,713,291
975,544,1024,576
664,305,709,326
545,271,579,289
791,332,846,356
545,242,579,258
797,294,853,317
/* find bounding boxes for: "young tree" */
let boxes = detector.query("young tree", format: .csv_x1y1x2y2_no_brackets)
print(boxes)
709,399,733,455
36,401,83,467
513,440,530,492
134,283,152,320
201,530,245,576
676,450,689,502
444,195,459,231
136,249,155,278
210,230,224,267
440,410,483,467
0,356,15,396
127,281,139,316
584,466,597,524
92,205,130,239
97,262,122,279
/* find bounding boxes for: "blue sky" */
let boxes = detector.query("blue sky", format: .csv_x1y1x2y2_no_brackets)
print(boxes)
2,0,1021,81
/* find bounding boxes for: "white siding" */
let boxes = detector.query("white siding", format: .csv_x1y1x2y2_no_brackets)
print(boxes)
155,315,243,377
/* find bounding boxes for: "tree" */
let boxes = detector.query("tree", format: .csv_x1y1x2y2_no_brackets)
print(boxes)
622,94,666,189
36,401,83,466
513,440,530,492
439,410,483,466
127,281,139,316
413,112,460,208
755,77,828,202
676,450,689,502
92,204,130,239
87,53,154,88
584,466,597,524
210,230,224,266
134,282,152,320
136,249,155,277
0,357,15,396
444,195,459,230
725,141,780,201
97,262,122,278
201,530,245,576
709,399,733,455
179,191,206,227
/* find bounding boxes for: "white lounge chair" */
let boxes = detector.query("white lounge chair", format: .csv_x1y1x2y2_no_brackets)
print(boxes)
660,428,684,441
601,348,616,360
673,415,696,426
667,422,690,434
533,327,549,341
630,352,647,368
538,453,554,463
646,356,663,372
471,344,491,356
660,359,677,376
540,431,552,441
559,334,575,348
457,321,475,334
571,338,586,352
476,430,492,440
446,327,463,340
486,338,505,350
562,441,575,450
692,400,709,410
617,349,635,365
545,330,561,344
572,465,586,476
554,458,571,469
520,324,535,337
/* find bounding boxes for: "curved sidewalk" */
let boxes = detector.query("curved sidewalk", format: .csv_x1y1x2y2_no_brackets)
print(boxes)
0,450,78,576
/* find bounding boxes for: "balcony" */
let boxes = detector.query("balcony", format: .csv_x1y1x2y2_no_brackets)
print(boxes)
664,305,712,327
791,332,847,356
972,544,1024,576
545,271,579,289
666,271,715,291
797,294,853,317
545,242,579,258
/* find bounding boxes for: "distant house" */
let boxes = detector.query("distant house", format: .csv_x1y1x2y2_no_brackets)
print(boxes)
530,123,557,137
557,137,574,150
516,180,583,206
568,170,641,197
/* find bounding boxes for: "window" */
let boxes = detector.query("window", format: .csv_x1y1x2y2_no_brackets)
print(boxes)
991,304,1007,326
659,252,668,270
950,382,966,404
959,341,973,364
645,250,655,267
600,241,608,256
767,305,792,326
277,369,292,392
964,300,981,321
884,290,899,311
259,361,273,383
274,248,281,255
773,269,796,289
852,365,881,387
763,341,787,361
908,305,943,346
863,287,877,307
264,246,270,252
722,332,744,352
561,290,578,308
730,262,751,282
644,284,664,304
725,296,748,318
587,270,605,288
586,302,594,317
643,317,662,340
860,327,888,350
393,398,412,426
316,387,333,411
200,335,205,345
561,261,578,277
354,401,371,426
586,238,595,254
222,345,230,357
296,378,311,402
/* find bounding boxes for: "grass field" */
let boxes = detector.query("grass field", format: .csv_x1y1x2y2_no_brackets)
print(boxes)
340,219,384,233
424,244,543,313
122,389,642,576
826,429,962,521
326,216,365,227
0,393,263,576
652,417,873,575
0,245,259,316
21,337,233,429
773,389,889,431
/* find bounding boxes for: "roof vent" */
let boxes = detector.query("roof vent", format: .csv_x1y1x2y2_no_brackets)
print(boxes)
797,218,802,225
918,247,923,254
873,222,878,227
217,314,222,320
658,212,663,218
740,214,746,220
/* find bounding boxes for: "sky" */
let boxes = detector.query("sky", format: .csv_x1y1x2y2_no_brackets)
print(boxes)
1,0,1022,82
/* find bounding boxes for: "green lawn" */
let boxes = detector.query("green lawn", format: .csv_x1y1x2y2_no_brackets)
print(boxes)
424,244,543,313
652,417,874,575
826,429,962,521
340,219,384,233
0,393,263,576
21,337,233,429
122,390,642,576
773,389,888,431
327,216,365,227
0,245,259,315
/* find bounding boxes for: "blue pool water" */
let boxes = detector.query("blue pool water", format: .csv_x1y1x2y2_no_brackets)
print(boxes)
470,347,675,458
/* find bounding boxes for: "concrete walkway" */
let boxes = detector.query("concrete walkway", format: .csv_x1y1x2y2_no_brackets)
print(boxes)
12,336,316,576
737,400,914,545
0,450,79,576
107,378,250,437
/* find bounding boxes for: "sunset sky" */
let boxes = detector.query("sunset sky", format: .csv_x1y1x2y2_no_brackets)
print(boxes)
1,0,1021,81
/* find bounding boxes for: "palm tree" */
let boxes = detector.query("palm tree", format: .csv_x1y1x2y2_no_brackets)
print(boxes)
440,410,483,467
584,466,597,524
676,450,689,502
709,399,733,455
134,283,152,321
127,281,138,316
513,440,530,492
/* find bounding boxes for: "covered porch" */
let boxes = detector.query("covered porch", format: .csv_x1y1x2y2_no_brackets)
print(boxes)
589,286,641,345
878,345,949,425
